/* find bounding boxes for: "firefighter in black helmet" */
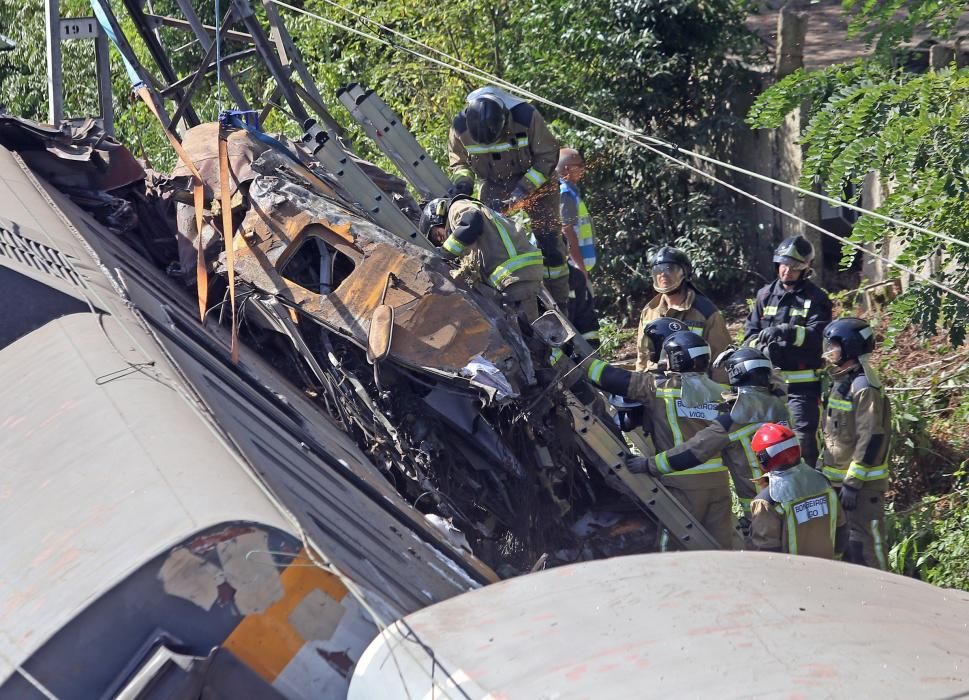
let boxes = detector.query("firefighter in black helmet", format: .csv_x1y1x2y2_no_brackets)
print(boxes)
636,246,732,383
642,346,792,522
819,317,891,569
420,196,544,322
582,331,734,549
742,235,833,467
448,87,569,308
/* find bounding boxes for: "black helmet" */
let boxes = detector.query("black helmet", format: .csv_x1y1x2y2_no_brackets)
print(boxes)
823,317,875,363
722,347,772,387
773,235,814,269
642,317,690,364
465,94,508,144
650,246,692,294
419,197,450,238
662,331,711,373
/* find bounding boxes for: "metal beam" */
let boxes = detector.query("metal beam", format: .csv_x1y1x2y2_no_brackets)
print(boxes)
122,0,201,128
45,0,63,125
172,0,251,110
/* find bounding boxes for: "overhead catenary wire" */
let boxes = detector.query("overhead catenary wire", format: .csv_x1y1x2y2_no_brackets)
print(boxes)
275,0,969,254
269,0,969,304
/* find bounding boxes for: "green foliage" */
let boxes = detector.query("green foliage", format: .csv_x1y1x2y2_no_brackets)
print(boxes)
595,315,634,362
842,0,964,57
889,485,969,589
748,60,969,345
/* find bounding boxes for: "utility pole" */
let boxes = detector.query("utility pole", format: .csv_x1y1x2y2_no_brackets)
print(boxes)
45,0,114,132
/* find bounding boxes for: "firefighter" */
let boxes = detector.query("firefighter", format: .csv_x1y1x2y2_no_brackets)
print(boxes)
743,235,833,467
640,347,791,519
748,422,848,558
557,148,597,280
419,196,544,322
636,246,732,383
585,331,734,549
447,87,570,308
819,317,892,569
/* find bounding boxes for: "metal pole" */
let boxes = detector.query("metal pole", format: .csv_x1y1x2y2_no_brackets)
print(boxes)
95,34,113,133
45,0,63,126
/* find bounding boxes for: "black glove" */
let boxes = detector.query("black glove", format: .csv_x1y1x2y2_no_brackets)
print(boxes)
758,324,794,346
447,181,473,197
485,197,505,212
839,484,859,511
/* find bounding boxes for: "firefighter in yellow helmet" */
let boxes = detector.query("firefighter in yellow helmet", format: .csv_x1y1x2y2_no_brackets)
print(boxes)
748,422,848,558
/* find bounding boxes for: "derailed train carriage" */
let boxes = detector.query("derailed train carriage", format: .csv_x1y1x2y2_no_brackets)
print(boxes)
160,121,681,569
0,120,494,698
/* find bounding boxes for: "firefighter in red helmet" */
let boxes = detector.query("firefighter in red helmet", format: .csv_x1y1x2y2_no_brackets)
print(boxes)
748,423,848,559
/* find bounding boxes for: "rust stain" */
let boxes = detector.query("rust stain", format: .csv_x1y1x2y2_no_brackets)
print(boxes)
188,525,255,555
0,484,11,500
326,221,353,241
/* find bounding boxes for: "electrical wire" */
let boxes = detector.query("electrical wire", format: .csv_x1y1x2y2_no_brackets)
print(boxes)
276,0,969,254
270,0,969,303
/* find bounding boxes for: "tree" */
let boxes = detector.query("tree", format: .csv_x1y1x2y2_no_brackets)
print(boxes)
292,0,763,319
747,1,969,345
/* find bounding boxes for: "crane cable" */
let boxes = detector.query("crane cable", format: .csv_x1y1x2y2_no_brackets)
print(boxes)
270,0,969,303
280,0,969,254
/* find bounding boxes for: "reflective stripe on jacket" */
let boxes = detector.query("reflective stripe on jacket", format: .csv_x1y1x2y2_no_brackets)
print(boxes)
448,102,559,194
444,200,544,291
820,366,892,489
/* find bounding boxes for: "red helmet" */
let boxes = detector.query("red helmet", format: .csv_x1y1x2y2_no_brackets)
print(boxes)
750,423,801,472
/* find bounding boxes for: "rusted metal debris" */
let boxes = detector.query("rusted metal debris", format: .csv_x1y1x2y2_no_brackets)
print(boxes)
1,115,713,573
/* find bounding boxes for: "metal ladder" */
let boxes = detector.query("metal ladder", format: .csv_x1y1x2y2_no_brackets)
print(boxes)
337,83,452,201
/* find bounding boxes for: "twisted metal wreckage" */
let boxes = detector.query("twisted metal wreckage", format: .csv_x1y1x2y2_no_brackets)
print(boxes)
17,0,724,571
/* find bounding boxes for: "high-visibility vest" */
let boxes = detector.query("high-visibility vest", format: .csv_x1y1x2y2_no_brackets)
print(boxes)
560,180,596,271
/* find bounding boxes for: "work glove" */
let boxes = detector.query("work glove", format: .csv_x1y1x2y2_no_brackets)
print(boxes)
485,197,505,213
839,484,859,511
503,185,529,209
712,345,737,369
758,324,794,346
626,456,661,477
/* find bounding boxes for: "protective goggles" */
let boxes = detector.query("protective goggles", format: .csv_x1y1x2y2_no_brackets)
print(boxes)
651,263,683,276
774,256,810,270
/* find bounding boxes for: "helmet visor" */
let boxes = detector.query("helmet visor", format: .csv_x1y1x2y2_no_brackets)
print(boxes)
822,337,843,365
774,255,810,270
652,263,685,293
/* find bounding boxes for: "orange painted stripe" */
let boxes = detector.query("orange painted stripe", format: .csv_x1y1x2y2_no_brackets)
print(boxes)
223,550,349,682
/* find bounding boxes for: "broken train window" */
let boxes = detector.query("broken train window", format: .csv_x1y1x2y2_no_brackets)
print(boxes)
278,226,357,295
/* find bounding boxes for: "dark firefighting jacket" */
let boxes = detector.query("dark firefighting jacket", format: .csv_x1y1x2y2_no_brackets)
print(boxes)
448,102,559,195
820,364,892,490
742,278,833,394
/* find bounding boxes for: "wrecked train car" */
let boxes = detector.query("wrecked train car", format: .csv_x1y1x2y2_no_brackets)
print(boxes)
164,123,668,570
0,117,495,698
